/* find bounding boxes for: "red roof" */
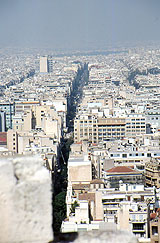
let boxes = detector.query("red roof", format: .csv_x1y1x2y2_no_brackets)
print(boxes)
0,132,7,144
106,166,138,174
150,213,157,219
79,193,95,201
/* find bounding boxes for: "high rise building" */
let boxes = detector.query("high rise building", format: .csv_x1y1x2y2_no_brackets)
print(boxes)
40,56,53,73
0,102,15,130
47,56,53,73
0,111,6,132
40,56,48,73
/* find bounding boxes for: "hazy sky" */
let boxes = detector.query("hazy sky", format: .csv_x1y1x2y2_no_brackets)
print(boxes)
0,0,160,50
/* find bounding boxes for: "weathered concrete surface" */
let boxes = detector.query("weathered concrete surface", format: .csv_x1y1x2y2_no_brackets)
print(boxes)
0,155,53,243
73,229,138,243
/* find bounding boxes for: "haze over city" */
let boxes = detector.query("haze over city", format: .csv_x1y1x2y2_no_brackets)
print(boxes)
1,0,160,50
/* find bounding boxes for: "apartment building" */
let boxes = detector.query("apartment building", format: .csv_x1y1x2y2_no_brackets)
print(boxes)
15,101,40,114
108,150,150,169
40,56,53,73
74,115,126,143
0,102,15,129
102,183,156,239
103,166,144,188
125,115,146,138
7,130,18,153
68,153,92,184
150,212,160,243
0,111,6,132
65,177,156,236
145,158,160,188
146,109,160,134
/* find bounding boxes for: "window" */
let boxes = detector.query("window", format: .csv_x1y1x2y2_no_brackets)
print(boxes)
152,226,158,235
132,215,136,221
139,215,143,221
133,223,144,230
122,154,127,158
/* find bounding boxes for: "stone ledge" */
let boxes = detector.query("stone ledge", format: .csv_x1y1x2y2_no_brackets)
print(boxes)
0,155,53,243
53,230,137,243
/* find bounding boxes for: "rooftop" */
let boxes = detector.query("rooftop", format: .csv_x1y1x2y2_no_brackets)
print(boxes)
106,166,140,174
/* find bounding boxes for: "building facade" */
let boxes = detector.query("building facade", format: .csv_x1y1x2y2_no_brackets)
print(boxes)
74,116,126,143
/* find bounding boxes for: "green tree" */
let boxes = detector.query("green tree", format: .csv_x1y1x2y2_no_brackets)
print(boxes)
53,191,66,233
70,201,79,214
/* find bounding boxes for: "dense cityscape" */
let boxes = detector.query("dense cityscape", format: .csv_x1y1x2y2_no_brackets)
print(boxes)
1,45,160,242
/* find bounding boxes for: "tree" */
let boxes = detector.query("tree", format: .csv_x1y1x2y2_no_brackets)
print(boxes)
70,201,79,214
53,191,66,233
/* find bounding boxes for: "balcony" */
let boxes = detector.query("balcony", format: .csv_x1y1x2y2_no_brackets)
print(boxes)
132,229,145,233
132,223,145,233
